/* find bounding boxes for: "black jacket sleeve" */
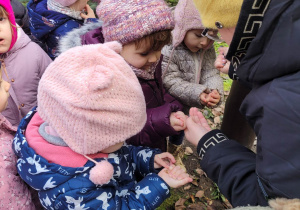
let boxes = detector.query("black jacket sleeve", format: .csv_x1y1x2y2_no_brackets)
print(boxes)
196,130,265,207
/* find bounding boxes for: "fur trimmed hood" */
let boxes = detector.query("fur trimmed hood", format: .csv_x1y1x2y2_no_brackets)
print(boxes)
58,21,103,54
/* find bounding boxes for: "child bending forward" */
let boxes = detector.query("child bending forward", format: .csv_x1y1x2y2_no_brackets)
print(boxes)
13,42,192,210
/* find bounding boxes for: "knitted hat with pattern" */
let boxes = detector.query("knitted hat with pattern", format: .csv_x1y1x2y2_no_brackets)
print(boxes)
96,0,174,44
38,41,147,155
172,0,205,47
193,0,243,29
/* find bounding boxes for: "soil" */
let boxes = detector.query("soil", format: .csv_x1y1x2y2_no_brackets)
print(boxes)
157,87,234,210
157,139,233,210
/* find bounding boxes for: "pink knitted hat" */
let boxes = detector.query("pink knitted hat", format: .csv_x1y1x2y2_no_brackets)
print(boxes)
96,0,174,44
172,0,204,47
0,0,17,52
37,41,147,155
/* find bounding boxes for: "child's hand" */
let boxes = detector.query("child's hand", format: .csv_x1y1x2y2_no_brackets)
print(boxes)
81,5,96,19
184,108,211,146
200,90,220,107
158,165,193,188
154,152,176,169
199,92,209,106
206,90,220,107
170,111,188,131
215,47,230,74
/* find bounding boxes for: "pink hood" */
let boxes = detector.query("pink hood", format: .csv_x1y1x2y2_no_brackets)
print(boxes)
172,0,205,48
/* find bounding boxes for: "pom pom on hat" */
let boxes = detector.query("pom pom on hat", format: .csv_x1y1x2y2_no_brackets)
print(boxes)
84,155,114,185
193,0,243,29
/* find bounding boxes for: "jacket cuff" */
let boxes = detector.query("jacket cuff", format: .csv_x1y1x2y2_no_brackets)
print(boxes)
197,129,229,160
137,173,170,208
151,104,181,137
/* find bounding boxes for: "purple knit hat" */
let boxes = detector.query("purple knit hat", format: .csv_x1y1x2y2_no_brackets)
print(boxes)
96,0,174,44
172,0,204,47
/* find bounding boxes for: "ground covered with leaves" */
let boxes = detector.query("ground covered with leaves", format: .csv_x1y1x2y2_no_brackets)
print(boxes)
157,78,232,210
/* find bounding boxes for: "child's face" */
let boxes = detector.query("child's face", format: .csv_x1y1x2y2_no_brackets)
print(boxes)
70,0,88,11
183,29,214,53
121,40,161,71
0,15,12,54
0,78,10,112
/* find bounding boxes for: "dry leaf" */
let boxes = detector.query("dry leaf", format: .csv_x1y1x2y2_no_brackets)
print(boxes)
186,203,203,210
195,190,205,198
208,200,213,205
195,168,207,177
185,147,193,155
212,109,221,116
208,120,214,126
214,107,223,113
222,198,233,209
184,185,191,190
190,175,199,180
175,198,187,210
214,116,221,124
195,168,202,175
191,180,198,186
190,194,195,203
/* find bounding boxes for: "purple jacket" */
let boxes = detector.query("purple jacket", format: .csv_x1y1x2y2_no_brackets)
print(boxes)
59,23,183,151
1,27,52,126
127,58,183,151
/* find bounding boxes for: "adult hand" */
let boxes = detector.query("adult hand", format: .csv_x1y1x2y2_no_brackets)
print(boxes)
184,108,211,146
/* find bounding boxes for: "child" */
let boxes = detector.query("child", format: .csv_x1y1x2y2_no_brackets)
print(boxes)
27,0,98,59
185,0,300,207
13,42,192,209
59,0,187,152
0,0,52,127
161,0,223,154
0,67,36,209
162,0,223,112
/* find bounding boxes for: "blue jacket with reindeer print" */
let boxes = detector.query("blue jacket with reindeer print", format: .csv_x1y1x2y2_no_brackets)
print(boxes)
13,108,170,210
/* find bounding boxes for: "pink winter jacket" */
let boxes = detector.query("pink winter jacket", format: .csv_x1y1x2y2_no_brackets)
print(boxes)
0,114,35,209
1,27,52,126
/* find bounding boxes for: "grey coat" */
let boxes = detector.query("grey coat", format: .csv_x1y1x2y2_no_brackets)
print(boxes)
162,44,223,111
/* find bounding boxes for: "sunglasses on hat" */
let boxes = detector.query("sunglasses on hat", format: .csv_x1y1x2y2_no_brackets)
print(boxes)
201,28,223,42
